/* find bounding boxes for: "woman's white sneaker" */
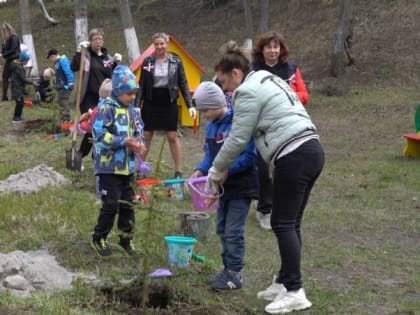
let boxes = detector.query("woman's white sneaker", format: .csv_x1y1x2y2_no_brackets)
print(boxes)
257,276,287,301
264,288,312,314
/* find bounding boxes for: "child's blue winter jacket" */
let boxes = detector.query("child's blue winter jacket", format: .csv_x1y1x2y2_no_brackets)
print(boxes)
93,96,143,176
195,107,259,201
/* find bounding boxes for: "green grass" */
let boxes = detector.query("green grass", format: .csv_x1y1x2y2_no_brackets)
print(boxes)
1,0,419,313
0,85,419,314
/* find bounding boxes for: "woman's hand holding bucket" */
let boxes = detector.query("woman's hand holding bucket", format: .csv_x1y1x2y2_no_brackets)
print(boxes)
207,166,228,184
206,166,227,194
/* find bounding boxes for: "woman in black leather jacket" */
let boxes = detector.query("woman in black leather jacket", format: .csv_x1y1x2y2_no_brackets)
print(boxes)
134,32,196,178
1,22,21,101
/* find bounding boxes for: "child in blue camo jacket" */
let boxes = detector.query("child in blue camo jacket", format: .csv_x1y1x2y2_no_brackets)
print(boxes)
91,65,146,257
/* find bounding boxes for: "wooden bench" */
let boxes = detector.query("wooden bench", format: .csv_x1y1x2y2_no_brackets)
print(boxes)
402,133,420,157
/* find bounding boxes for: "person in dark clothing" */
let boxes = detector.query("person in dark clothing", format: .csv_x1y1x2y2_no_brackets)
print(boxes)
70,28,121,166
10,51,33,122
252,31,310,230
1,22,21,101
33,68,54,103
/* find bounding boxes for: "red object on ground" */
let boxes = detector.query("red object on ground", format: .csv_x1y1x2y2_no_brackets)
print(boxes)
24,99,33,107
61,122,75,130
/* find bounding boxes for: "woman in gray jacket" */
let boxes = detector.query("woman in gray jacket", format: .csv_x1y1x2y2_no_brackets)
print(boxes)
207,41,324,314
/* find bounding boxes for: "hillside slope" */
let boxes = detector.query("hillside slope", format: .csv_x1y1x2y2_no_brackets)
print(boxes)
1,0,419,91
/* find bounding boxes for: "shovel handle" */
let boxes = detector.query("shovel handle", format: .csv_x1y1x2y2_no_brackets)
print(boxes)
72,46,86,142
193,116,198,136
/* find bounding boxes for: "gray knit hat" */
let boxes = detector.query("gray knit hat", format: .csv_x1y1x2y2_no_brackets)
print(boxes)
193,81,226,110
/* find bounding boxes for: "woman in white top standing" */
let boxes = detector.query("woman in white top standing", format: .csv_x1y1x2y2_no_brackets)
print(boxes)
134,32,196,178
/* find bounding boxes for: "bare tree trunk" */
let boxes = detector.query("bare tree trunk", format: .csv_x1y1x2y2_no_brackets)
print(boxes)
74,0,88,48
20,0,39,77
36,0,59,25
344,16,355,66
258,0,270,34
331,0,352,77
118,0,141,64
242,0,254,48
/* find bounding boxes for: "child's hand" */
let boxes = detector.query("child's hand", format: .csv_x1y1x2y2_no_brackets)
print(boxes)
125,137,146,155
190,170,203,178
136,142,147,156
79,112,90,122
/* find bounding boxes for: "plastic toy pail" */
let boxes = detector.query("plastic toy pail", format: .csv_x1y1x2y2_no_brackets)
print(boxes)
164,236,196,268
163,178,185,201
136,178,160,197
187,176,220,211
24,99,33,107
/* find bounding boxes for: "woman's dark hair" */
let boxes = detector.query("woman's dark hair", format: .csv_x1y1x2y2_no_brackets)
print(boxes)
252,31,289,65
214,40,252,75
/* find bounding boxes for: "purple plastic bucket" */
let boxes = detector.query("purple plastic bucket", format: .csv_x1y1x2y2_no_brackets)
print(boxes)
187,176,220,211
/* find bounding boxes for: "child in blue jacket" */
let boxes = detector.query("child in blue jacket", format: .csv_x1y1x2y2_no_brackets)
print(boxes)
91,65,146,257
190,81,258,291
47,49,74,122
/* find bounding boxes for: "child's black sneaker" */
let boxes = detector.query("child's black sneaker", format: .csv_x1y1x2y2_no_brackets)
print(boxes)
210,269,243,291
118,238,137,256
91,237,112,257
12,116,24,123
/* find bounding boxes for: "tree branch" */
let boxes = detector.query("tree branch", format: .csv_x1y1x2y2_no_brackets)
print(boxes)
37,0,59,25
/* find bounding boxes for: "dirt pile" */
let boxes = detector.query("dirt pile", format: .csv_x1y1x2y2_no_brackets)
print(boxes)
0,163,69,195
0,248,75,297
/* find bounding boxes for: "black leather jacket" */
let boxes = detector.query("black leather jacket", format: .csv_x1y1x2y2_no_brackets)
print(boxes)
1,34,20,61
134,53,192,108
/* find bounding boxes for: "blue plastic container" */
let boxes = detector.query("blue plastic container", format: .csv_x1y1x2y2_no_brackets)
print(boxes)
164,236,196,268
163,178,185,201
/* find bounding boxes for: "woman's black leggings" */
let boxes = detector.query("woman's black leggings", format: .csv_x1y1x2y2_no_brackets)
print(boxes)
271,139,324,291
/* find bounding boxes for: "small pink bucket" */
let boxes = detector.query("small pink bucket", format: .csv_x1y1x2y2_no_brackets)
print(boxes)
187,176,222,211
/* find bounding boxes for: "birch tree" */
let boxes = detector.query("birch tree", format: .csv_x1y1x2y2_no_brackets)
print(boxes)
118,0,141,63
74,0,88,47
258,0,270,34
20,0,39,76
242,0,254,48
36,0,59,25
